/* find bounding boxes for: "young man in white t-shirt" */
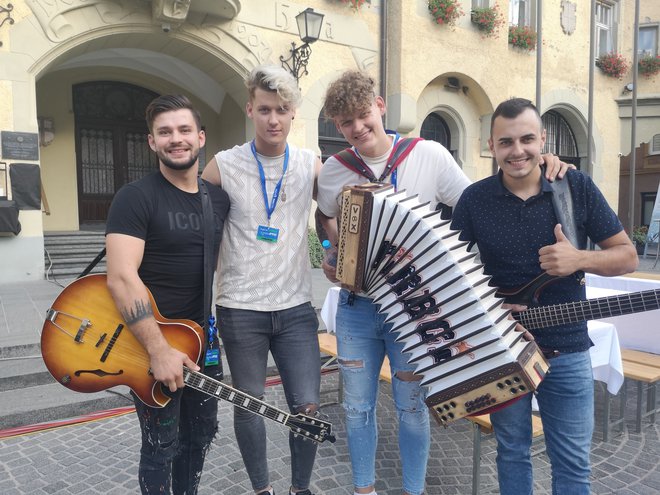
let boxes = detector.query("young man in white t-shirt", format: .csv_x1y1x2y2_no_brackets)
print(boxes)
202,65,322,495
316,70,568,495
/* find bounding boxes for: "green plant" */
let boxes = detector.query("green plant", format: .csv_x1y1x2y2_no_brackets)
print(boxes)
632,225,649,245
308,228,324,268
639,55,660,79
341,0,366,11
596,52,629,79
428,0,464,27
471,3,505,38
508,25,536,50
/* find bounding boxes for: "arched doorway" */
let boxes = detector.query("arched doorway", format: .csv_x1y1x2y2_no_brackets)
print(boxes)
541,110,580,168
74,82,159,224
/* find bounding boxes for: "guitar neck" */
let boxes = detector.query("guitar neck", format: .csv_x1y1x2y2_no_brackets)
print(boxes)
183,367,291,424
513,288,660,330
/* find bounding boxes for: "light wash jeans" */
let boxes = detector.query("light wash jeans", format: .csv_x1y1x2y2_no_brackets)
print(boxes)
490,350,594,495
335,290,430,495
217,302,320,492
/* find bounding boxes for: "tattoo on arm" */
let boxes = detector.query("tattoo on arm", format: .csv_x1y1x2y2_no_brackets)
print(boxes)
121,300,154,324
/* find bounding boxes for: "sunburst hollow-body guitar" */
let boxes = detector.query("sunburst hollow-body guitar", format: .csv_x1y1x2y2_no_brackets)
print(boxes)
40,274,335,444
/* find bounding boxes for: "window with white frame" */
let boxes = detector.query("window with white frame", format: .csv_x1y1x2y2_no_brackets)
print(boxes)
639,25,658,57
509,0,533,27
472,0,490,8
596,1,617,57
651,134,660,155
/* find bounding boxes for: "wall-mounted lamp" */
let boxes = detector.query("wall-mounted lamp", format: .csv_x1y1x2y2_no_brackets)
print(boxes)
0,3,14,48
622,82,634,95
280,8,325,83
38,117,55,147
445,77,461,92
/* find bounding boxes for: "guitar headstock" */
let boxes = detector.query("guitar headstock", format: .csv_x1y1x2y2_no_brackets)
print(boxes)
288,413,336,444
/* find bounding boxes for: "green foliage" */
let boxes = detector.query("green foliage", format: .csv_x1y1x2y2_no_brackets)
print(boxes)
595,52,629,79
428,0,464,27
632,225,649,245
471,3,505,38
508,25,537,51
639,55,660,79
308,228,325,268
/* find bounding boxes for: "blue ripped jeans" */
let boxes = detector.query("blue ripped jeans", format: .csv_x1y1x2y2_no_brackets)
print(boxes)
336,290,430,495
132,364,221,495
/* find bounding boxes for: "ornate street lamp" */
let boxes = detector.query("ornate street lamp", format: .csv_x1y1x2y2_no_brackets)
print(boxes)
280,8,325,83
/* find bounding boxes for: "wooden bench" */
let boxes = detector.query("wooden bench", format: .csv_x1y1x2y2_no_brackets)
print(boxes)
317,332,544,495
603,351,660,440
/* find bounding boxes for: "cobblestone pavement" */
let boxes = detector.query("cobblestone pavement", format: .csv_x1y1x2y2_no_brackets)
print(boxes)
1,373,658,495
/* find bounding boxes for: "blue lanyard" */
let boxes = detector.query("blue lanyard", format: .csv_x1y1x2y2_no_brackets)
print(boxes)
353,131,401,191
250,141,289,222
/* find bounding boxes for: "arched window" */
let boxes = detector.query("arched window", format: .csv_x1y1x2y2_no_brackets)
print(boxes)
421,113,451,149
542,110,580,168
318,114,348,163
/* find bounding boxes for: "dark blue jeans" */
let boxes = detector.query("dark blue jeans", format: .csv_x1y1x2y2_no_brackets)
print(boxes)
217,302,320,492
132,364,221,495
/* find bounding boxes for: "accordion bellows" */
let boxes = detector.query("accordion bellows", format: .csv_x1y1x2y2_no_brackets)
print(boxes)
336,183,548,425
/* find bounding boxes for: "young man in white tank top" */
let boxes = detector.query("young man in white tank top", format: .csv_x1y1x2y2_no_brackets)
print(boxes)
201,65,322,495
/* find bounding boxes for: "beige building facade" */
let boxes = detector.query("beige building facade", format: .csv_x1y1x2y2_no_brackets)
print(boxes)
0,0,658,282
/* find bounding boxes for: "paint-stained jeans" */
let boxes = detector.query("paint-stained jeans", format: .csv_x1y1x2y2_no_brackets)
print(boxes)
336,290,430,495
132,364,221,495
217,302,320,492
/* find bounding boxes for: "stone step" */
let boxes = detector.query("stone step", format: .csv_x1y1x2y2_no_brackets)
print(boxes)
0,382,134,430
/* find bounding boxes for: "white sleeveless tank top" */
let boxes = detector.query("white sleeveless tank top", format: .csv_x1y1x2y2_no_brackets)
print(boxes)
214,142,315,311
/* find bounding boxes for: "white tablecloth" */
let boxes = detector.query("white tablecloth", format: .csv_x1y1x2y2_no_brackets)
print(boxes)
320,287,623,394
586,273,660,355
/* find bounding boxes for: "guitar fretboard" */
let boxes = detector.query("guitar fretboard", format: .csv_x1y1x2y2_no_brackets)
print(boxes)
513,288,660,330
183,368,290,424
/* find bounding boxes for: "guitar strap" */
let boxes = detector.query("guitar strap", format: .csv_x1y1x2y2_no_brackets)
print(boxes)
549,172,586,250
77,247,106,279
199,177,222,376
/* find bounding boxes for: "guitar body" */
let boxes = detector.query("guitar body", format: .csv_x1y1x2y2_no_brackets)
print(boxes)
41,274,204,408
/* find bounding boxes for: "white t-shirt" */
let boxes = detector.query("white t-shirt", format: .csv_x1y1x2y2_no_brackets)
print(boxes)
316,138,471,218
214,142,316,311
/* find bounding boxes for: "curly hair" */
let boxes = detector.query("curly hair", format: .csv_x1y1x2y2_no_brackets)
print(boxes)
245,65,302,109
323,70,377,119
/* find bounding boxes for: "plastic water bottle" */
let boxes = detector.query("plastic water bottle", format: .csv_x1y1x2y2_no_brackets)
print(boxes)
321,240,337,267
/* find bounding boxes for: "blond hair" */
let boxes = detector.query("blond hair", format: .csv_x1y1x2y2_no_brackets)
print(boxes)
323,70,377,119
245,65,302,109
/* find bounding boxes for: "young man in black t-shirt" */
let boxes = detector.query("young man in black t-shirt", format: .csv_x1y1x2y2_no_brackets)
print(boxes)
106,94,230,494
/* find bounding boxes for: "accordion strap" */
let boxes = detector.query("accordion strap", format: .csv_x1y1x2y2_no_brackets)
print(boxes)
333,137,422,182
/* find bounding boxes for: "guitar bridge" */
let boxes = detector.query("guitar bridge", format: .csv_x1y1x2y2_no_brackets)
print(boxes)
75,319,91,343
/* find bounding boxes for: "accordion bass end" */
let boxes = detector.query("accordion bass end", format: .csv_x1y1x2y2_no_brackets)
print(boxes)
337,183,394,292
425,340,549,426
336,183,549,425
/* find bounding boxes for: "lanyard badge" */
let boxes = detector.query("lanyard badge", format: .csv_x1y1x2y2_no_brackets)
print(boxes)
205,315,220,366
251,141,289,243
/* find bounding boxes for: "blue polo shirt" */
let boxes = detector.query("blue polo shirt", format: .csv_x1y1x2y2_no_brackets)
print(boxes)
451,169,624,352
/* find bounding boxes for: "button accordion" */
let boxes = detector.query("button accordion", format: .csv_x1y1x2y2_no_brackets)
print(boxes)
335,183,549,426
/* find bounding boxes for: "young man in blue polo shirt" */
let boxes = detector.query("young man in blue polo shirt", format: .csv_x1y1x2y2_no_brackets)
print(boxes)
451,97,638,494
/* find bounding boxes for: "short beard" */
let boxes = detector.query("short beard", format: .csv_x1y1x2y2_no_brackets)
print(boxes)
160,153,198,171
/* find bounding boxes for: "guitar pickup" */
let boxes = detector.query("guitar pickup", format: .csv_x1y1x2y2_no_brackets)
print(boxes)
75,319,91,343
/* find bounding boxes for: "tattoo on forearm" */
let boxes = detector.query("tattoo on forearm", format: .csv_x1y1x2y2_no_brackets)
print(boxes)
121,300,154,324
